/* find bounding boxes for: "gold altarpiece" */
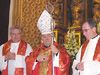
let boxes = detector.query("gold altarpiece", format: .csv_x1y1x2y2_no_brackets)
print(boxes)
64,0,100,45
93,0,100,34
11,0,100,49
12,0,66,48
63,0,100,60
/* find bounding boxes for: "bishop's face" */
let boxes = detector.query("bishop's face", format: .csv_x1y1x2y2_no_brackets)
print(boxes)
41,34,52,47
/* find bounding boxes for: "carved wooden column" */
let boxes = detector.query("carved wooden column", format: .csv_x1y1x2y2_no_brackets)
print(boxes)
48,0,67,44
64,0,67,27
93,0,100,22
93,0,100,33
71,0,85,28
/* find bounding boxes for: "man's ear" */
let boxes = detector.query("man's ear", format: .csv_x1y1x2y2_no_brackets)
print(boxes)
41,40,43,43
92,27,96,32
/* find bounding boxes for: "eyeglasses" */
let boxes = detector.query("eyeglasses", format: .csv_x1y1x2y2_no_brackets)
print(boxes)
82,29,91,32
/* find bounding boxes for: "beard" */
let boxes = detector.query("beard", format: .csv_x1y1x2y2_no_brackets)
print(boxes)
44,42,51,48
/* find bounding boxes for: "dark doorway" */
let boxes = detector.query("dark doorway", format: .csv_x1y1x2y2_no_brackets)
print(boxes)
0,0,10,74
0,0,10,44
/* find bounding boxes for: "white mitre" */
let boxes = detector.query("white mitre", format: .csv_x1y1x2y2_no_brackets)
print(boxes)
37,10,54,34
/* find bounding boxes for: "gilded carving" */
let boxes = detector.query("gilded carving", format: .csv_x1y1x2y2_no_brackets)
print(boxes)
12,0,47,48
93,0,100,34
93,0,100,22
71,0,84,27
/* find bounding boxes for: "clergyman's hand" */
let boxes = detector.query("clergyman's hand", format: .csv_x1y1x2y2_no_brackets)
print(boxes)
76,62,84,71
51,44,59,54
5,52,15,61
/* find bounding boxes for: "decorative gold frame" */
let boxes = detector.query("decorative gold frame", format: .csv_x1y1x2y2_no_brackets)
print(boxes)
75,32,81,47
97,23,100,34
53,30,58,42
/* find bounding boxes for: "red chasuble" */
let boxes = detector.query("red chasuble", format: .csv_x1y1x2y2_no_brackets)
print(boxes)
26,42,70,75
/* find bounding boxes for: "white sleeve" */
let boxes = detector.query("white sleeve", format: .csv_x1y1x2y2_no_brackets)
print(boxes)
15,55,25,68
32,62,38,70
0,45,7,71
72,46,82,75
15,55,27,75
84,60,100,75
25,44,32,57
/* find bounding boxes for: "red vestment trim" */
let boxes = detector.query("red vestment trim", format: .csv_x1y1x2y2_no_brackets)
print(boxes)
80,37,100,61
2,40,27,75
80,40,89,61
93,37,100,61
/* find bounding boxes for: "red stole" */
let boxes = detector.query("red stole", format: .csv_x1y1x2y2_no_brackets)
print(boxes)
54,67,60,75
80,37,100,61
93,37,100,61
2,40,27,75
80,40,89,61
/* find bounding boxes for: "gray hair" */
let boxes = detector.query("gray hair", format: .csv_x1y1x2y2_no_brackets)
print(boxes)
10,26,22,34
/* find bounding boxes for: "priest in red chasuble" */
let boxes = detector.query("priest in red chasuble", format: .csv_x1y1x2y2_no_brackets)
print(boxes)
25,2,70,75
72,19,100,75
0,26,32,75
